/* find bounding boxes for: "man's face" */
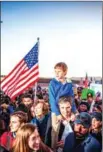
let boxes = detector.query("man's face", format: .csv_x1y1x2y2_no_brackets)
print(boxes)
87,96,93,103
78,92,82,97
79,104,88,112
54,67,66,81
92,118,102,130
74,123,89,138
22,97,33,107
59,102,72,119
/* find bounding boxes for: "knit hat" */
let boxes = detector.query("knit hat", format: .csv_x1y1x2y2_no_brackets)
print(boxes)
79,101,90,110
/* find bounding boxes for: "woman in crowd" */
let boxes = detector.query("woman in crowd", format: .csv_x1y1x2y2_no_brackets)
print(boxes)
12,123,53,152
90,112,102,147
30,100,50,142
0,111,28,151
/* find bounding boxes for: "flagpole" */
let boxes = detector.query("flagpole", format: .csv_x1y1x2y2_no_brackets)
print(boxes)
34,37,40,101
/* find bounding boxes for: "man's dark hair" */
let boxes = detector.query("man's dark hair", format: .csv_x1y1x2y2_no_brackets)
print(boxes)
20,93,33,102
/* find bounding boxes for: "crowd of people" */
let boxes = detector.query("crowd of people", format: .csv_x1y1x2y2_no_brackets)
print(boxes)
0,62,102,152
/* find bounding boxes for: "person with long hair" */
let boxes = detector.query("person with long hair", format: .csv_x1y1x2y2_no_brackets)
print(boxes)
12,123,53,152
0,111,28,151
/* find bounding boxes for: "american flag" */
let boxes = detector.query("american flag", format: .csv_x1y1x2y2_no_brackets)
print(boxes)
1,41,39,100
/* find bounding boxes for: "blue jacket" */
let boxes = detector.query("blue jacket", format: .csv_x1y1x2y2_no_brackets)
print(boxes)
63,132,101,152
49,78,75,115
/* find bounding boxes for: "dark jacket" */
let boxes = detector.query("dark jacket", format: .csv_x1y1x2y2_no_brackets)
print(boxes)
63,132,101,152
31,113,51,142
90,130,102,148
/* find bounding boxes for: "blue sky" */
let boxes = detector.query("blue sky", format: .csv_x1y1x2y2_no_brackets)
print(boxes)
1,1,102,78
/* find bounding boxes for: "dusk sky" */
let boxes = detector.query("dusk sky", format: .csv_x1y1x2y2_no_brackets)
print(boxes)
1,1,102,78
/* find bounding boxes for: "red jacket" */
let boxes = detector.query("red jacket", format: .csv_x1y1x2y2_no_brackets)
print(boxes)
0,131,14,151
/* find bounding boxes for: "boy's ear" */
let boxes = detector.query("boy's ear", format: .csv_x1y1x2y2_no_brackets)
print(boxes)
64,70,67,75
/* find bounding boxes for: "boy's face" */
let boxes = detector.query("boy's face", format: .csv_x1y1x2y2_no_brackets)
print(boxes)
54,67,67,81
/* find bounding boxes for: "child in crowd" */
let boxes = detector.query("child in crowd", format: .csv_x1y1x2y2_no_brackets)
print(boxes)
49,62,76,151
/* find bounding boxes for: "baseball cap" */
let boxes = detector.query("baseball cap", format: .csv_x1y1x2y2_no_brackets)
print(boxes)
74,112,91,128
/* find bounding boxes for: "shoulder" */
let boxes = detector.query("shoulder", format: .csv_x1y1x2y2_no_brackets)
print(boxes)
0,132,12,149
64,82,73,89
84,135,101,150
1,132,12,138
45,112,51,118
66,78,72,83
86,134,100,144
49,78,58,85
49,79,60,91
66,81,73,86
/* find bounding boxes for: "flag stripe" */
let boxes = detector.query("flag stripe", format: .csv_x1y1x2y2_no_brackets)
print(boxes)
6,65,39,95
16,66,39,88
1,60,25,89
18,63,38,80
3,63,38,93
11,78,39,100
12,71,39,94
8,73,39,98
10,73,39,99
2,62,27,91
1,59,24,84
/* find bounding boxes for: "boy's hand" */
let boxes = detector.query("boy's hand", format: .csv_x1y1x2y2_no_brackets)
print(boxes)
56,140,64,148
57,114,63,122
